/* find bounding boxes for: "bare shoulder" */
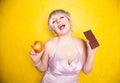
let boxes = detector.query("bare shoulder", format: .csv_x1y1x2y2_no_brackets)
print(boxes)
45,37,58,48
44,37,58,55
73,38,86,48
73,38,87,54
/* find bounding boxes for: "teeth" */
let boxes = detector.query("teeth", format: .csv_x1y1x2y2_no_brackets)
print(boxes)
58,24,65,30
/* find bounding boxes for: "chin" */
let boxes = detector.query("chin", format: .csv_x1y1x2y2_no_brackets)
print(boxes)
59,29,71,36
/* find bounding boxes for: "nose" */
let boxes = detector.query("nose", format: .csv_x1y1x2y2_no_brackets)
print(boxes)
56,19,61,24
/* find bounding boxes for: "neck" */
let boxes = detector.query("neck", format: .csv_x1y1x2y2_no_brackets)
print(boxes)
58,31,73,42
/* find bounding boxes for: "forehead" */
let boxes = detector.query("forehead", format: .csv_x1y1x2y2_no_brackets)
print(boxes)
51,13,67,20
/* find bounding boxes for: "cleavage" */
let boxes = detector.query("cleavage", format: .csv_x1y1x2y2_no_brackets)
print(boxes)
54,51,79,66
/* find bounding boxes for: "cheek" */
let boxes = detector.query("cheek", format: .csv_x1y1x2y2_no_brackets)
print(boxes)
64,18,70,24
51,24,58,31
52,24,57,28
65,21,70,27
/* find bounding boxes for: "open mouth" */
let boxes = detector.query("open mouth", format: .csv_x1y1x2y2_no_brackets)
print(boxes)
58,24,65,30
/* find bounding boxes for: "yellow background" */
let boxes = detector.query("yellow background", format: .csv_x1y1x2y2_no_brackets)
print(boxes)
0,0,120,83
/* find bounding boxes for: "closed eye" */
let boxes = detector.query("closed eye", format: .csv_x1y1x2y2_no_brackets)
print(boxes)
60,16,64,19
52,20,56,24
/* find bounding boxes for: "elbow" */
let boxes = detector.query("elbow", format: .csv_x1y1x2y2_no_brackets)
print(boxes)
38,67,45,72
39,69,46,72
83,69,91,75
36,65,47,72
82,66,93,75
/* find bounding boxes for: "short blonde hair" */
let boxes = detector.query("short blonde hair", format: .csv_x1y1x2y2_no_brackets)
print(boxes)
48,9,71,30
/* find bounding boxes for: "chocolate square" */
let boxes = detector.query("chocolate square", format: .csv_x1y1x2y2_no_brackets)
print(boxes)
83,30,99,49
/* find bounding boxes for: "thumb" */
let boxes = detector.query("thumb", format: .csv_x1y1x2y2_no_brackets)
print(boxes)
86,40,91,49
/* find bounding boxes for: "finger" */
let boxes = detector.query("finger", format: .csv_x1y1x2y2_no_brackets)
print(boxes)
29,51,33,56
86,40,90,48
30,50,35,55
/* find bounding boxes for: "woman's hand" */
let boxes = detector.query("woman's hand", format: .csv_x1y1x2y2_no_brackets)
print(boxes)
30,49,44,64
86,40,98,57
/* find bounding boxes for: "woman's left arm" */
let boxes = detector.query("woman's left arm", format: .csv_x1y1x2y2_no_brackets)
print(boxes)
81,40,98,74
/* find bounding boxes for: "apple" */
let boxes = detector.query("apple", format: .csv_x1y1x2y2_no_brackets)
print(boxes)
33,41,43,53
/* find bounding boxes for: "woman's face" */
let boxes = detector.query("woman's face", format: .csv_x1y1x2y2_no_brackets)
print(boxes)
50,13,71,36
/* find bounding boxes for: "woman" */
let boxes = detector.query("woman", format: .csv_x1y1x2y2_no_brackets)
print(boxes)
30,9,98,83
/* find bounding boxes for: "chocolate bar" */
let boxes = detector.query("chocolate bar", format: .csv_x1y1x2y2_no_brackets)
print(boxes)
83,30,99,49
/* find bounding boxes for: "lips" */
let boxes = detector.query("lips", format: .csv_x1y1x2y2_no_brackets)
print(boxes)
58,24,65,30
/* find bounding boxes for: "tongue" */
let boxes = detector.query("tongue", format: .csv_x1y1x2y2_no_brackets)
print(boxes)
59,25,65,30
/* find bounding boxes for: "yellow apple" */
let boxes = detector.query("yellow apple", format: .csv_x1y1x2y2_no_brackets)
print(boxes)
33,41,43,53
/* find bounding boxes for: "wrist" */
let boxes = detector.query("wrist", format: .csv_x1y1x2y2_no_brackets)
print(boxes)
34,60,41,67
88,50,96,57
87,52,95,59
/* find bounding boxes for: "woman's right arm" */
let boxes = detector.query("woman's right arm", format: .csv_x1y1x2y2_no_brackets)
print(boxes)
30,45,49,72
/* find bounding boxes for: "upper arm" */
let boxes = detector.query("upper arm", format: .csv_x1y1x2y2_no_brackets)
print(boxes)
81,40,87,65
77,39,87,68
40,38,58,71
40,44,49,71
